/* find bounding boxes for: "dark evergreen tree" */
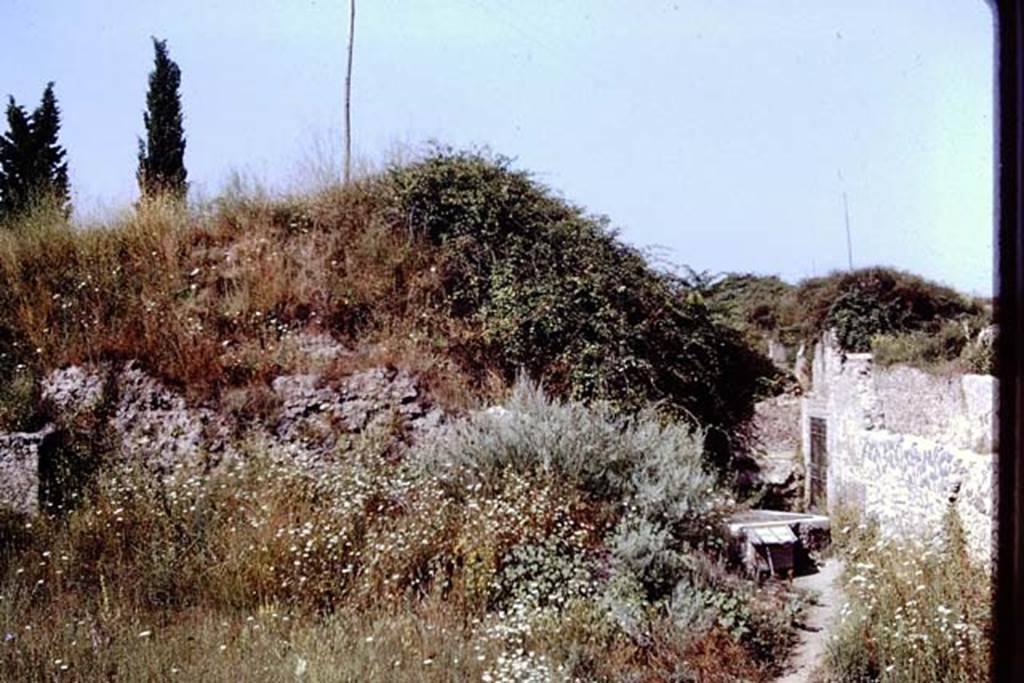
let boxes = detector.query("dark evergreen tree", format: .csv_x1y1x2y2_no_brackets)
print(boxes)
28,83,70,216
0,98,36,219
0,83,69,222
137,37,187,200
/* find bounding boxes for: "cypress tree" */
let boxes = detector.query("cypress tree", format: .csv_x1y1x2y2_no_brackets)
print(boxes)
29,82,70,217
0,83,71,222
137,37,187,200
0,98,36,220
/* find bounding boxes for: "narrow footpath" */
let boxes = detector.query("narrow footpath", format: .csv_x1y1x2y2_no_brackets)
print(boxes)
775,558,844,683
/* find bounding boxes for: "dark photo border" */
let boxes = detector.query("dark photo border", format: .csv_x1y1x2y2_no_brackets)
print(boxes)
995,1,1024,679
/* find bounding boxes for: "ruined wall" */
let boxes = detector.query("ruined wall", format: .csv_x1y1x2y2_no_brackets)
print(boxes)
801,333,995,562
873,366,995,453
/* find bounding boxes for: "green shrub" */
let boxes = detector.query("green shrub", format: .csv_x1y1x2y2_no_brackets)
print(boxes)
418,377,727,546
872,314,994,374
384,149,781,461
701,272,796,347
807,268,981,352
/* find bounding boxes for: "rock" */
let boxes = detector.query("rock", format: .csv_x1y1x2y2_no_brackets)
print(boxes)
41,366,105,415
111,363,231,469
735,451,803,511
272,366,445,457
767,338,789,370
794,344,810,390
1,360,446,513
39,363,232,472
753,394,801,455
0,426,53,515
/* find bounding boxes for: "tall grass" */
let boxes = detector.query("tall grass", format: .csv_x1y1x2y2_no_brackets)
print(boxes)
1,382,803,681
0,184,465,412
822,509,991,682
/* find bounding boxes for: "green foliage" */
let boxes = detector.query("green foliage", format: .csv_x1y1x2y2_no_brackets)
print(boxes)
665,550,804,662
814,267,981,352
26,84,69,217
871,313,994,374
138,38,187,200
0,98,37,223
0,83,70,223
701,272,795,346
702,267,985,359
384,149,780,456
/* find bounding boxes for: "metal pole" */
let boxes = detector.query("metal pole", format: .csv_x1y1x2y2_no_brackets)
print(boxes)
344,0,355,184
843,190,853,270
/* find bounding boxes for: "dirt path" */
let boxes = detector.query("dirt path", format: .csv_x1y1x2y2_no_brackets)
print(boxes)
775,558,844,682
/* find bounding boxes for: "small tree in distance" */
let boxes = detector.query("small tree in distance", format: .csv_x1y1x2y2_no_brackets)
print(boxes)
137,37,187,201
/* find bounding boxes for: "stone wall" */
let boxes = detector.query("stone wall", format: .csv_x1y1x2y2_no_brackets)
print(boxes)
0,359,445,516
0,429,49,515
801,333,995,562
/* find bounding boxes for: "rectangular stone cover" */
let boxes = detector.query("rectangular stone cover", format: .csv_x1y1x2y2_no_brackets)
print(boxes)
748,524,798,545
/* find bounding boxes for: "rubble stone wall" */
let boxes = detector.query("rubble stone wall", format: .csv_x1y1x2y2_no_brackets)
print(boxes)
801,333,995,563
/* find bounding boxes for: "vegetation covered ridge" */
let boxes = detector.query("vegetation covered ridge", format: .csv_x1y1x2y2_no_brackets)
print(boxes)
693,267,992,374
0,148,783,460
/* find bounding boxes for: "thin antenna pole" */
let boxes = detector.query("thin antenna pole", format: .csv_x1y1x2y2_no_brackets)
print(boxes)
837,169,853,270
344,0,355,184
842,190,853,270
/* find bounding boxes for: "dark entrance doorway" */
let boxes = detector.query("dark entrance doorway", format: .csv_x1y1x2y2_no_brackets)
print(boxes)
809,417,828,509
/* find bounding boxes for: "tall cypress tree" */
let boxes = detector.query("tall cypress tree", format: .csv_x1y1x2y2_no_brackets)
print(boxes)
29,82,70,217
0,83,69,222
137,37,187,200
0,98,35,220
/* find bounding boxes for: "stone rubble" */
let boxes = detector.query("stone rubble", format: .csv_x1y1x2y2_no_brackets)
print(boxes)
1,353,445,515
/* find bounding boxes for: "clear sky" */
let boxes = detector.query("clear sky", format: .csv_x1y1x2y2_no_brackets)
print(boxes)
0,1,994,295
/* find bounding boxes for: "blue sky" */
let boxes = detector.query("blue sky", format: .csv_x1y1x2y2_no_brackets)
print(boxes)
0,1,994,294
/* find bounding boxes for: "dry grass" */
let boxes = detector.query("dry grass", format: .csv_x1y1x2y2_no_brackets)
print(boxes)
0,185,477,413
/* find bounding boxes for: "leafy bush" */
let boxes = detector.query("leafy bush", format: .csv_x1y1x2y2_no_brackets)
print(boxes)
418,377,726,548
807,268,982,353
871,314,994,374
384,149,781,459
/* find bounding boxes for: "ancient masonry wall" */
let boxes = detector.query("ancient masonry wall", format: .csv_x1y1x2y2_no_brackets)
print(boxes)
800,334,995,562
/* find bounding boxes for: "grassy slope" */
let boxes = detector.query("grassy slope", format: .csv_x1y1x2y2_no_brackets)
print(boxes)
0,153,802,681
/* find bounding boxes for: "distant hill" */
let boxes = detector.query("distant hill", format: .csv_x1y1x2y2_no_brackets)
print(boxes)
699,267,991,374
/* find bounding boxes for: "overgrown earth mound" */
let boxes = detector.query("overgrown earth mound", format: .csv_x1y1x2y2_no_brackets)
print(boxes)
0,150,811,681
699,267,992,374
1,149,781,456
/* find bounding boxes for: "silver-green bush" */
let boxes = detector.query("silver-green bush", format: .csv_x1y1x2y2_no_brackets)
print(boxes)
417,377,725,541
